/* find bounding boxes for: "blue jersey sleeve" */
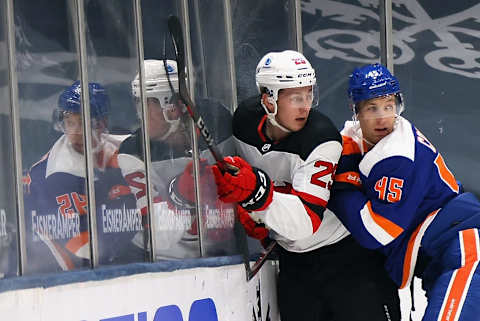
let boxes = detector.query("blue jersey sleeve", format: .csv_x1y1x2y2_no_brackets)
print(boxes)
330,156,418,249
24,162,89,273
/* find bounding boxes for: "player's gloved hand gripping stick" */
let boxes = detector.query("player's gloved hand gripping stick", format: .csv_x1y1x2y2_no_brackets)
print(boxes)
166,15,276,281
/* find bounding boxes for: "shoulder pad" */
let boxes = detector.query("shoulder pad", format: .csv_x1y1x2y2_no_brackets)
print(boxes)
117,153,145,174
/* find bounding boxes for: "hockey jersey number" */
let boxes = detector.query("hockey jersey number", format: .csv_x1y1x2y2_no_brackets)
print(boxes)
56,192,87,217
374,176,404,203
310,161,337,190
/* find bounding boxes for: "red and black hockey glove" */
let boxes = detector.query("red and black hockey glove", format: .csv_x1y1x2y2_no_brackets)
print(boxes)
237,205,269,241
168,159,215,209
212,156,273,211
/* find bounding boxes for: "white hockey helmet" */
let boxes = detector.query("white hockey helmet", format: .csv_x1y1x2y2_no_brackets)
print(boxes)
131,59,182,140
131,59,179,101
255,50,316,132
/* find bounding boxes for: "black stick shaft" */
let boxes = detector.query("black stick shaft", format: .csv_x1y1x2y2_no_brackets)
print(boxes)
167,15,275,280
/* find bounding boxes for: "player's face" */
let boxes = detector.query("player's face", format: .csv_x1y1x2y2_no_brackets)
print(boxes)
63,113,105,154
146,97,181,141
357,95,397,145
276,86,313,132
63,113,85,153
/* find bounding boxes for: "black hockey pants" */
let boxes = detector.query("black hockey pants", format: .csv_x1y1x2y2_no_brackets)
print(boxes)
278,235,401,321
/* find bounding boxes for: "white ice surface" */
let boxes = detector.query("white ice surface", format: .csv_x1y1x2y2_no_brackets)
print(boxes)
399,277,428,321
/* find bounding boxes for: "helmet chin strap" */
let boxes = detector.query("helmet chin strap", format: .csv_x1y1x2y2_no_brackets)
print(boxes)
261,97,291,134
91,132,107,168
351,114,371,156
160,118,180,141
67,132,106,167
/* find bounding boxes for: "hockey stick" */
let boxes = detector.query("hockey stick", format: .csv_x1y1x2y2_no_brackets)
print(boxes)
247,239,277,280
166,15,276,281
166,15,233,173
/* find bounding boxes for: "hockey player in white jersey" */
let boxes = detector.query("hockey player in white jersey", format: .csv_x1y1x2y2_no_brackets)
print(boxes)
120,59,236,259
211,50,401,321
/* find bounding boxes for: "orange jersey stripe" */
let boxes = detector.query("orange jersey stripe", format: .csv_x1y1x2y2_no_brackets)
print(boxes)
434,154,459,194
107,151,120,168
401,223,422,289
462,229,480,265
52,241,75,270
65,231,89,254
438,229,479,321
334,171,362,187
400,209,439,289
341,135,362,156
367,201,404,239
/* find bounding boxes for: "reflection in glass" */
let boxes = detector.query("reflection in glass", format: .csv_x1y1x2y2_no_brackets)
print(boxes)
24,81,110,273
194,98,237,258
13,0,247,272
0,0,18,278
82,0,149,266
120,58,200,259
13,0,87,275
18,0,150,274
124,68,237,259
116,1,210,260
233,0,297,102
188,0,237,257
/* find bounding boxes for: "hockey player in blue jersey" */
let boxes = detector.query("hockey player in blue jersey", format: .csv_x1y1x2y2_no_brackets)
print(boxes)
329,63,480,321
211,51,401,321
24,81,145,274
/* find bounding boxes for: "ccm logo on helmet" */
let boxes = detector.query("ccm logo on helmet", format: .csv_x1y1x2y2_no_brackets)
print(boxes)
297,72,314,78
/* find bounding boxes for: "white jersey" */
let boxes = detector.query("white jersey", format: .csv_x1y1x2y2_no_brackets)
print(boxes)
233,96,350,252
118,99,237,259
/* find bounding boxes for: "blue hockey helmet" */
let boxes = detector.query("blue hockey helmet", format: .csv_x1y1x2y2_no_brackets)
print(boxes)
347,63,403,114
57,80,109,119
54,81,110,132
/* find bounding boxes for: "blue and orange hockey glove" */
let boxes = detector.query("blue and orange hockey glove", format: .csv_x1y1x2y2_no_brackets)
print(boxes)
333,136,363,191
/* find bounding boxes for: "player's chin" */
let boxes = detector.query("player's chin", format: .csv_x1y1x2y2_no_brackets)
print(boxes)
372,133,389,143
291,119,307,130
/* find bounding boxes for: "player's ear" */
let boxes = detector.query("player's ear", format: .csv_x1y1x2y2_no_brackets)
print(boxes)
261,93,275,113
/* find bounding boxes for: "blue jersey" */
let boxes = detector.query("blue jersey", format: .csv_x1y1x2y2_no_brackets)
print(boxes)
329,117,461,287
24,135,145,273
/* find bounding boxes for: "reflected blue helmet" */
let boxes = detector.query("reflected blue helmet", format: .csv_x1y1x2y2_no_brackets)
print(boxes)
57,80,110,119
348,63,402,110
